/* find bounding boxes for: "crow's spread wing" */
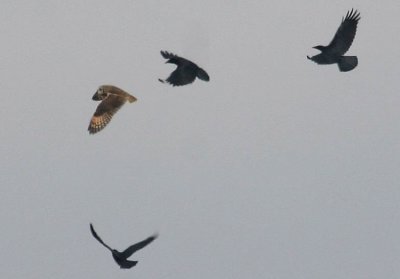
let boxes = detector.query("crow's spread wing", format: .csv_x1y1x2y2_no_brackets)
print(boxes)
121,234,158,258
327,9,360,55
90,224,113,252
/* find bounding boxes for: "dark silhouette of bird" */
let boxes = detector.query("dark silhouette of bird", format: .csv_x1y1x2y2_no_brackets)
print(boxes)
307,9,361,72
90,223,157,269
159,50,210,86
88,85,137,134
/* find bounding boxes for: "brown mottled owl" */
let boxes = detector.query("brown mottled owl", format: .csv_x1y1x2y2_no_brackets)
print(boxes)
88,85,137,134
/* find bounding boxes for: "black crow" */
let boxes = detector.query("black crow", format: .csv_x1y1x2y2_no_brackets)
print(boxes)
90,223,157,269
307,9,361,72
159,50,210,86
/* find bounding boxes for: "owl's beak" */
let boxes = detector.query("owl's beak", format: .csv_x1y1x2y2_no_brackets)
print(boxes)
92,92,100,101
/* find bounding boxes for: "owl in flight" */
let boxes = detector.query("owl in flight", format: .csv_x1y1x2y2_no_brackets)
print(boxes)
90,223,158,269
88,85,137,134
307,9,361,72
159,50,210,86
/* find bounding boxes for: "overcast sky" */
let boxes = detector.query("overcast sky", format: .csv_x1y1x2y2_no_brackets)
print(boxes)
1,1,400,279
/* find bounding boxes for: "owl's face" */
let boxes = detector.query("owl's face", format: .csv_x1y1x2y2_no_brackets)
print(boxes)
92,86,108,101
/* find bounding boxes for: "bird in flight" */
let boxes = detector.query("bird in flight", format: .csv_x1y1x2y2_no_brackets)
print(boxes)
90,223,158,269
88,85,137,134
159,50,210,86
307,9,361,72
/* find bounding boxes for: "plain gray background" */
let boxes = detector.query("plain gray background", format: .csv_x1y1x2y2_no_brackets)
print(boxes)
1,1,399,278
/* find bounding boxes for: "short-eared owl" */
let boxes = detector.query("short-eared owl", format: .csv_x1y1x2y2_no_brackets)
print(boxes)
159,50,210,86
88,85,137,134
90,224,158,269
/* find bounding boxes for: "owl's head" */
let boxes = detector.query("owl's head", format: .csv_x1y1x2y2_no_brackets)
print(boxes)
92,86,108,101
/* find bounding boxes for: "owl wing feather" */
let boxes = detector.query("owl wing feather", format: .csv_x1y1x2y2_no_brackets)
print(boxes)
88,94,127,134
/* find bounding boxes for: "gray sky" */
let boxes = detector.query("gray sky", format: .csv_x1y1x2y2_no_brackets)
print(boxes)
1,1,400,278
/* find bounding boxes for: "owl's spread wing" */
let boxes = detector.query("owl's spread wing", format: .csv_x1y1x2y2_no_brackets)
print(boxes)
88,94,126,134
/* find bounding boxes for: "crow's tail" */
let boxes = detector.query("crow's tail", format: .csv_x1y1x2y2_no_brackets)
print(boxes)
196,68,210,81
338,56,358,72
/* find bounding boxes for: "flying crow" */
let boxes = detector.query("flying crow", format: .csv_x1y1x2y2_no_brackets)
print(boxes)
159,50,210,86
307,9,361,72
90,223,157,269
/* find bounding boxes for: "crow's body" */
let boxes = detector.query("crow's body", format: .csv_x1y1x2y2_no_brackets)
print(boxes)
307,9,361,72
159,50,209,86
90,224,157,269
